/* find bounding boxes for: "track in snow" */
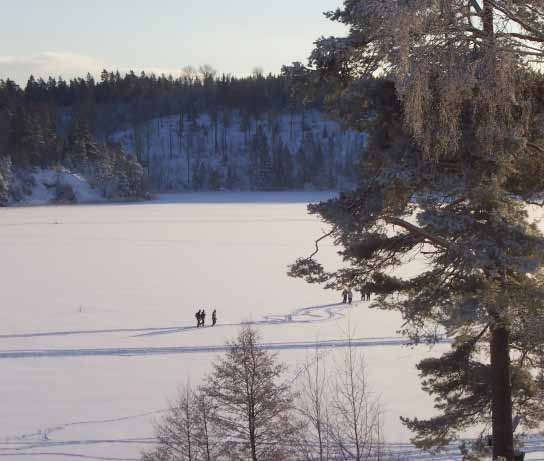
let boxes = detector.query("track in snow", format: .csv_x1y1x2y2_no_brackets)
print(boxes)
0,336,432,360
2,300,539,460
0,301,450,360
0,300,352,342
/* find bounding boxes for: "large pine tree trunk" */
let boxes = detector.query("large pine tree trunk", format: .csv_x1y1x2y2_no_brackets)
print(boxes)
490,324,514,460
481,1,515,456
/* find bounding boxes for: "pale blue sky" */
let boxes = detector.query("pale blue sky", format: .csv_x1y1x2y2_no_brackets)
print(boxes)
0,0,346,85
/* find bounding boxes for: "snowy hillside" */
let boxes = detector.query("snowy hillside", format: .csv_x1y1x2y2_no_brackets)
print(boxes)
112,109,365,191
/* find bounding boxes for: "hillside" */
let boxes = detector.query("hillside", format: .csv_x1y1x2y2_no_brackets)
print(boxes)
113,109,365,192
0,72,365,205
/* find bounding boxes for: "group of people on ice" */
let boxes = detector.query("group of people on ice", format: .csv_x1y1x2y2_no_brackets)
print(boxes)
341,287,372,304
195,309,217,327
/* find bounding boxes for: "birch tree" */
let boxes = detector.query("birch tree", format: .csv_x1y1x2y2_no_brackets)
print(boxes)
328,337,384,461
297,347,330,461
143,385,198,461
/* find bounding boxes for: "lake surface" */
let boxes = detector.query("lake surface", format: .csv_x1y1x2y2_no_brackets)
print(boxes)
2,192,537,460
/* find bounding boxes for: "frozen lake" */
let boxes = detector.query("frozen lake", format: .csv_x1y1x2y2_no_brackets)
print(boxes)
0,193,542,460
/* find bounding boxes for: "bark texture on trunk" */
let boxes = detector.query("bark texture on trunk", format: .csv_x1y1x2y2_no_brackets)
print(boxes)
490,325,514,461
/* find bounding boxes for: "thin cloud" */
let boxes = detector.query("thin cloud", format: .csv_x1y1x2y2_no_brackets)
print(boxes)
0,51,219,85
0,52,106,83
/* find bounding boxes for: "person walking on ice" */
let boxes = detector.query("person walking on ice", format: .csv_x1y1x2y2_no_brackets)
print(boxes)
201,309,206,327
342,288,348,304
195,310,201,328
212,309,217,326
347,289,353,304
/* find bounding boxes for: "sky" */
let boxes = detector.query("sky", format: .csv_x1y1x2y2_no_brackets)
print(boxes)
0,0,346,85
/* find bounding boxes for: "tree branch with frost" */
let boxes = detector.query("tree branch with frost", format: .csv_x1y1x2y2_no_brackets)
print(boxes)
384,217,451,250
487,0,544,41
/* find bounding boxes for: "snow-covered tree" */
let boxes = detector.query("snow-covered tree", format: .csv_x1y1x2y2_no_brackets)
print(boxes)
288,1,544,459
249,125,272,190
0,156,11,206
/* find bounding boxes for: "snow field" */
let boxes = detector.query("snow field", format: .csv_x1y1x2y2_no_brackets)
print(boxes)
0,193,542,460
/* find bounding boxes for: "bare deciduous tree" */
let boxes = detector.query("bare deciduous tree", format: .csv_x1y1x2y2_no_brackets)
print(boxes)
297,346,330,461
328,337,384,461
142,383,217,461
296,336,386,461
202,325,302,461
143,384,196,461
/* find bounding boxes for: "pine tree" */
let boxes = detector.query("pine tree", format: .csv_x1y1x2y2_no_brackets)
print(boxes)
249,125,272,190
8,106,47,166
288,2,544,459
271,141,294,190
65,115,99,170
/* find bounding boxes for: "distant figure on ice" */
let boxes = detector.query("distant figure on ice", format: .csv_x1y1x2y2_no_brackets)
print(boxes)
195,310,202,328
212,309,217,326
201,309,206,326
360,288,371,301
347,289,353,304
342,288,348,304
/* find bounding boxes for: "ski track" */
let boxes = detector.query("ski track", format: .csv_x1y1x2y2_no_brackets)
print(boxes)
2,435,543,461
1,300,542,460
0,300,351,342
0,337,431,360
0,300,448,360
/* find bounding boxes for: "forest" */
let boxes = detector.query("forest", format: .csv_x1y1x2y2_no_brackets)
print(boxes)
0,68,363,205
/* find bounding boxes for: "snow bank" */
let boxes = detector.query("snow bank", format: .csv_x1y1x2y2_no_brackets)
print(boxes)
12,168,104,206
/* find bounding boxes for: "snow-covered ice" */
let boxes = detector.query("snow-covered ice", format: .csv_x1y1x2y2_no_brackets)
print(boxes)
0,192,542,461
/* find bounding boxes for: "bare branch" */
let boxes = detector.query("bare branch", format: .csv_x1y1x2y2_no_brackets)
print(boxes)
308,229,335,259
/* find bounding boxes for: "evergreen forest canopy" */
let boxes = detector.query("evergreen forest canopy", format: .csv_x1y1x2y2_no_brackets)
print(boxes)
0,67,363,204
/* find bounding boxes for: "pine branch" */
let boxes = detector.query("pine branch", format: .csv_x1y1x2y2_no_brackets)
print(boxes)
469,0,483,14
487,0,544,41
308,229,335,260
384,217,451,250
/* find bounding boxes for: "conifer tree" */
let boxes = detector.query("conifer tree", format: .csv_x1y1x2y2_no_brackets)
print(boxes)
249,125,272,190
0,156,11,206
288,2,544,459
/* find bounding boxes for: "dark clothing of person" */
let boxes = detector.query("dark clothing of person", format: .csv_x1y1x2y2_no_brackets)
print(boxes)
212,310,217,326
195,310,201,328
366,292,371,301
348,291,353,304
342,289,348,304
201,310,206,326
